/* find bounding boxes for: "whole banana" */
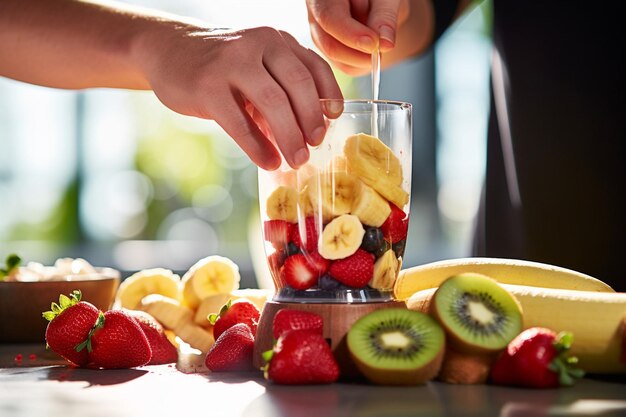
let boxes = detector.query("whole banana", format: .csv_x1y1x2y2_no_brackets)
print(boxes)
406,285,626,374
394,257,614,301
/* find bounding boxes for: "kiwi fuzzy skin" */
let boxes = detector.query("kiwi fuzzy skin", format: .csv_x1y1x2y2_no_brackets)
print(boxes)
350,343,445,385
437,348,495,384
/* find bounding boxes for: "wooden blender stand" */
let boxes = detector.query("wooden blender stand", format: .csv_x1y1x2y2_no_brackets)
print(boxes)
253,299,406,379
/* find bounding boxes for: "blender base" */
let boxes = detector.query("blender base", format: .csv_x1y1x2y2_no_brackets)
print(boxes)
253,299,406,380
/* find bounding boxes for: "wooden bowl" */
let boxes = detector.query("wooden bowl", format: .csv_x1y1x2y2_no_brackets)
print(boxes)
0,268,120,343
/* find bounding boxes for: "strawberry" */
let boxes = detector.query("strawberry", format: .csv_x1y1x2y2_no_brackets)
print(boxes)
205,323,255,372
126,310,178,365
272,309,324,340
291,216,319,252
77,310,152,369
490,327,584,388
209,299,260,340
264,329,339,384
381,204,409,243
264,220,294,250
304,250,330,276
328,249,374,288
280,253,319,290
43,290,100,367
267,250,287,284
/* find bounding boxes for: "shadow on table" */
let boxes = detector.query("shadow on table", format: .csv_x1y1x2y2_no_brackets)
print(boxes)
44,366,148,387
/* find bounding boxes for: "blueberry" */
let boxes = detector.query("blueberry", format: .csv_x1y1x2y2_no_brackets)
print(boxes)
286,241,300,256
374,239,392,259
361,227,385,253
318,274,343,291
392,239,406,257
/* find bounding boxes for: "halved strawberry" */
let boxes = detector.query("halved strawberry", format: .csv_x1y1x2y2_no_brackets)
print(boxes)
264,220,294,250
281,253,318,290
291,216,319,252
304,250,330,276
381,204,409,243
328,249,374,288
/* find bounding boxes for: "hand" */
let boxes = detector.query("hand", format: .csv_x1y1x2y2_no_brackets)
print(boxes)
306,0,410,75
134,26,343,170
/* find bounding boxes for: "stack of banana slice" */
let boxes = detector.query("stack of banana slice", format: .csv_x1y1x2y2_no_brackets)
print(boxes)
264,133,410,291
115,256,271,353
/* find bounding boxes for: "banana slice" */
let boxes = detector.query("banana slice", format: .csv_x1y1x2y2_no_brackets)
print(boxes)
181,255,240,309
298,185,315,217
371,249,400,290
193,293,231,327
266,185,299,222
351,181,392,227
116,268,181,310
174,320,215,353
344,133,409,208
344,133,403,186
230,288,273,311
318,214,365,260
307,172,358,219
139,294,193,330
325,155,348,172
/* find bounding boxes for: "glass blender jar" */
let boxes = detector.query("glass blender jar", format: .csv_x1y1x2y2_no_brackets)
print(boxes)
254,99,412,375
258,99,412,303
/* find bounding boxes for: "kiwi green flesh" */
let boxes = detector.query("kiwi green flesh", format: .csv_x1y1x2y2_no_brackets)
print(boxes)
433,273,522,351
347,308,445,371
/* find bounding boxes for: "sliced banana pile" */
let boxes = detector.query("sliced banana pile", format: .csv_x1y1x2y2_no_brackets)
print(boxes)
115,256,272,353
263,133,409,291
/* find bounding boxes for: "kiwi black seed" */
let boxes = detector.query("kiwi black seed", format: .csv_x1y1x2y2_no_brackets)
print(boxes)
432,273,523,352
347,308,445,385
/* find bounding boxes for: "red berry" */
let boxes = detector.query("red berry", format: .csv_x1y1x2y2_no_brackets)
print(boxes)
291,216,320,252
381,204,408,243
304,250,330,276
272,309,324,339
264,220,294,250
86,310,152,369
205,323,255,372
210,300,260,341
43,290,100,367
490,327,584,389
281,253,319,290
328,249,374,288
126,310,178,365
265,330,339,384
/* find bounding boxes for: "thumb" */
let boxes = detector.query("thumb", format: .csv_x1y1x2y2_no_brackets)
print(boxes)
367,0,403,51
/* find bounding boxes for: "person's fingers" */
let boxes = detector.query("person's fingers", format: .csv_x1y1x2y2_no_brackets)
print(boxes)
367,0,403,51
350,0,370,24
279,32,343,122
262,43,326,147
306,0,379,53
213,95,282,171
236,69,309,169
309,21,372,70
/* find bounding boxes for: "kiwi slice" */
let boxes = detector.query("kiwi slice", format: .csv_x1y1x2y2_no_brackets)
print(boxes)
347,308,445,385
431,273,522,353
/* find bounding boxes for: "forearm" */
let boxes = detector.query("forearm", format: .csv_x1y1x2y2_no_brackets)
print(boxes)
0,0,201,90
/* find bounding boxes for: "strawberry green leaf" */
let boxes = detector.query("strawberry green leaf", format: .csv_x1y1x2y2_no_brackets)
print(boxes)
42,290,84,322
76,311,105,353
